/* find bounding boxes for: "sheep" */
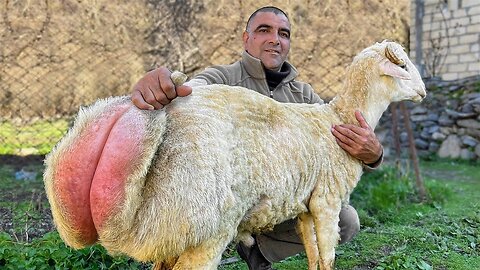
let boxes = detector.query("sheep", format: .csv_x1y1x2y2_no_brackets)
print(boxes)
43,40,426,270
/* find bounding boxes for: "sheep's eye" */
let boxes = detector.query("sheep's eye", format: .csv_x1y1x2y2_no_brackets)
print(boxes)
400,64,407,70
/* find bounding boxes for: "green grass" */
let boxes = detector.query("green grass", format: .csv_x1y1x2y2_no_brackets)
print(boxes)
0,120,70,155
0,159,478,269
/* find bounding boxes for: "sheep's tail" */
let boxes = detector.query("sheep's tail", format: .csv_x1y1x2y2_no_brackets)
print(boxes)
43,96,168,249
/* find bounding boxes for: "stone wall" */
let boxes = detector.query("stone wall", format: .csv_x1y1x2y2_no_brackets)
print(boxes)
410,0,480,80
378,76,480,160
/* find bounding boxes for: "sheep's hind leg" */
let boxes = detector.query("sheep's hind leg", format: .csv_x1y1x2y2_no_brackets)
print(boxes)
309,193,342,270
172,233,234,270
297,213,319,270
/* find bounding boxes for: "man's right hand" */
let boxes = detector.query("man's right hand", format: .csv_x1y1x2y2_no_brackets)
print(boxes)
131,67,193,110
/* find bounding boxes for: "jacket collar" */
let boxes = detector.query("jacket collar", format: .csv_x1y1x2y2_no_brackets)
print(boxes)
241,51,298,82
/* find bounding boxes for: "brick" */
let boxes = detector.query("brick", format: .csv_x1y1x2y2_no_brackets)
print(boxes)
424,21,442,31
448,37,459,46
444,54,459,64
466,23,480,33
460,34,480,43
462,0,480,8
448,63,468,72
468,63,480,72
451,17,470,26
469,5,480,14
460,53,479,62
451,26,467,35
442,73,459,80
449,44,470,54
472,15,480,24
471,43,479,52
448,0,459,10
453,9,468,18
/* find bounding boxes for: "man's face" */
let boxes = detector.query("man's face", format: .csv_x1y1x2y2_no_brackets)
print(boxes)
243,11,291,71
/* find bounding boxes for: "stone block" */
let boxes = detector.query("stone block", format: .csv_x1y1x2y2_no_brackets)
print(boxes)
415,139,429,150
467,23,480,34
432,132,447,140
475,144,480,157
462,0,480,8
442,73,459,80
461,135,479,147
472,14,480,24
450,44,470,54
460,149,476,160
438,134,461,158
448,63,468,72
457,119,480,129
468,63,480,72
444,54,459,64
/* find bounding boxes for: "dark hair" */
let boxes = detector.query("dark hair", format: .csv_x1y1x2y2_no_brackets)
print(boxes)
246,6,290,31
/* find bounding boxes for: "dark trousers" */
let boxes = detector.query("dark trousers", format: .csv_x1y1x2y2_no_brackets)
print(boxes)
255,205,360,262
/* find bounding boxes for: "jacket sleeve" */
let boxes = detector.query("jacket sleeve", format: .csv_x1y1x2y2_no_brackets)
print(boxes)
192,66,230,85
303,83,324,105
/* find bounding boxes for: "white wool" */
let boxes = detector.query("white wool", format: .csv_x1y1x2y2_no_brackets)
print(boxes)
45,41,425,270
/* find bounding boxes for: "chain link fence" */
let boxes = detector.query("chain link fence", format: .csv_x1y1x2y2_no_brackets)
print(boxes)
0,0,409,156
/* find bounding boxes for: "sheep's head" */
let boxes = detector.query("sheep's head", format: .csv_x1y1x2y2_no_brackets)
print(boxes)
352,41,426,104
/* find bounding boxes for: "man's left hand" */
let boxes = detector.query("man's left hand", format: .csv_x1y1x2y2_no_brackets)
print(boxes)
331,110,383,165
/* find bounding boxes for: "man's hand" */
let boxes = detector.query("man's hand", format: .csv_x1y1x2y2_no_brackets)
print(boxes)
131,67,193,110
331,111,383,165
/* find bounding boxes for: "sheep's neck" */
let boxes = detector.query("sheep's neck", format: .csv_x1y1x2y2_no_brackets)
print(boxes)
330,71,390,130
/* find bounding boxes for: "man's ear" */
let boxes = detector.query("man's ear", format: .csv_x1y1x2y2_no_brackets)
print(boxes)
379,59,411,80
242,31,249,48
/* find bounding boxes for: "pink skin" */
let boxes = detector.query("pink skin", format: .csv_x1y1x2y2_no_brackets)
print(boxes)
53,104,146,244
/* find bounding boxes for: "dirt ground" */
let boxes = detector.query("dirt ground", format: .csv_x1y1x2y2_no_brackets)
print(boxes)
0,155,54,242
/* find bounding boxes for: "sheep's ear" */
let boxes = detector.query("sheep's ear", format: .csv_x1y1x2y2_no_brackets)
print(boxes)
379,59,411,80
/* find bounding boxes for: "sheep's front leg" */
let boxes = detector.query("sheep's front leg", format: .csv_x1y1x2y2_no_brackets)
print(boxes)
172,232,234,270
309,193,342,270
297,213,319,269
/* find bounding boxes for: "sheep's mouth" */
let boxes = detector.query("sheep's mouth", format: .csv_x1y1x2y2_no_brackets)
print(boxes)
49,102,147,246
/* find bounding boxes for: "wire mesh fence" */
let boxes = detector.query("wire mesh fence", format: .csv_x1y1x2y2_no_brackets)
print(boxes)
0,0,409,156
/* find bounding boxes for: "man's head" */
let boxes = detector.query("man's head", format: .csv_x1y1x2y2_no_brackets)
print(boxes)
243,6,291,71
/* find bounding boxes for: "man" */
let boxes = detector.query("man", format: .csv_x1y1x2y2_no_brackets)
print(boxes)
132,6,382,270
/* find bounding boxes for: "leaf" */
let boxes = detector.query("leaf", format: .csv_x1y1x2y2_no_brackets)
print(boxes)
417,260,432,270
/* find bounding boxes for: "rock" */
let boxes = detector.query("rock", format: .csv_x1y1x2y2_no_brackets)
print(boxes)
460,149,476,160
465,93,480,100
428,125,440,134
400,132,408,143
415,139,429,150
446,109,476,119
460,103,474,114
420,121,436,127
432,132,447,141
457,119,480,129
439,127,453,135
428,142,440,152
15,169,38,181
466,128,480,139
420,130,430,140
438,135,461,158
411,114,429,122
427,113,440,121
461,135,479,147
410,106,427,115
475,144,480,157
438,114,454,126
